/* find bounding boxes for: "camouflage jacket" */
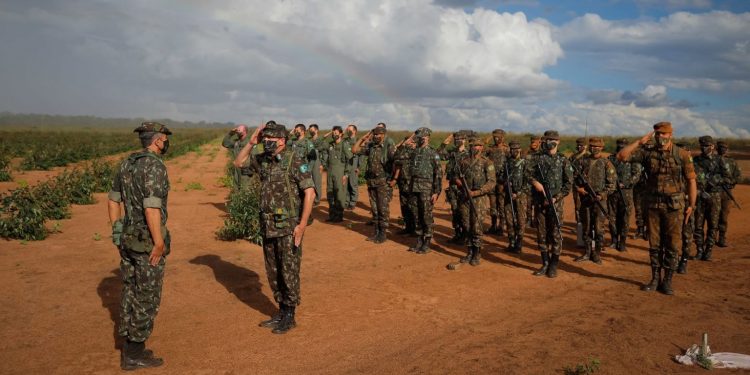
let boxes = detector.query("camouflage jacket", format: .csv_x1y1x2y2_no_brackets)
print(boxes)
569,150,589,164
222,133,250,158
109,149,170,253
324,140,353,175
394,144,415,189
485,144,508,190
721,155,742,189
288,136,317,164
693,153,732,194
608,154,641,189
626,145,696,197
437,145,468,184
457,155,496,197
526,152,574,202
356,140,396,186
502,156,530,197
574,155,617,195
408,146,443,195
242,147,315,238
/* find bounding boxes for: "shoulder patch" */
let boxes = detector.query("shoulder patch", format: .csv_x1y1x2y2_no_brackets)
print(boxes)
435,154,441,160
300,164,310,173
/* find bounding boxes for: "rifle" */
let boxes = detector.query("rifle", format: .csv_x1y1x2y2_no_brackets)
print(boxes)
721,184,741,210
536,163,563,240
458,165,477,218
504,161,518,231
571,162,609,217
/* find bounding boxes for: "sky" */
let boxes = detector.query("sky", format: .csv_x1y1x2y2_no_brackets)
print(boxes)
1,0,749,137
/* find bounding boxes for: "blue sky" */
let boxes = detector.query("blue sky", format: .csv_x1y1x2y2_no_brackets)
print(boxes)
0,0,748,137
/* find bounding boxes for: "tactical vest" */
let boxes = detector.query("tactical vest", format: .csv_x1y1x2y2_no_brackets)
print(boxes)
462,157,489,190
609,155,635,189
258,151,301,238
644,146,685,197
411,147,438,179
694,154,722,193
365,143,392,186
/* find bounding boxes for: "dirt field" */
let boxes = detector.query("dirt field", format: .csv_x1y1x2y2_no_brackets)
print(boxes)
1,144,749,374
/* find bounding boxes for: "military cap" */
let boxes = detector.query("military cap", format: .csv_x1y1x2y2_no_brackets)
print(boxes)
588,137,604,147
717,141,728,148
616,138,629,146
653,121,673,134
415,127,432,137
134,121,172,135
509,140,521,149
468,137,484,147
698,135,715,145
543,130,560,140
261,122,288,138
492,129,506,136
372,127,386,135
453,130,467,139
576,137,586,145
530,135,541,141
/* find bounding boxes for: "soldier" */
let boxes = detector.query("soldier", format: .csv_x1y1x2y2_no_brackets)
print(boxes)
454,137,495,265
289,124,316,167
352,127,396,243
221,124,252,189
501,140,529,253
363,122,397,226
692,136,731,261
572,137,616,264
108,122,172,370
392,135,417,235
569,137,589,242
525,135,542,229
438,131,470,244
717,141,742,247
407,127,443,254
607,138,641,252
323,126,352,222
675,142,695,274
234,122,315,334
632,139,655,240
307,124,325,205
526,130,574,278
485,129,509,235
344,124,360,210
617,122,697,296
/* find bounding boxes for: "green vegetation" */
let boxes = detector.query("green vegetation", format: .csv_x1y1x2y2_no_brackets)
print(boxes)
563,357,601,375
215,179,262,245
0,156,12,182
184,182,205,191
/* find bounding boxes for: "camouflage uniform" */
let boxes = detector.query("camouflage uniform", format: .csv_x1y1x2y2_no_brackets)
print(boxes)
569,138,589,227
632,140,654,239
692,136,732,261
407,127,443,253
500,141,529,253
394,141,416,234
622,122,696,295
717,141,741,247
524,136,542,229
485,129,509,235
344,133,360,209
456,139,496,265
526,131,574,278
607,139,641,252
222,131,252,188
324,136,352,221
438,131,470,243
674,142,694,274
108,123,171,367
572,138,616,264
355,128,395,243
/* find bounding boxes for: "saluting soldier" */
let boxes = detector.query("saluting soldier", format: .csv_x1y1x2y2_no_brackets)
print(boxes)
307,124,325,206
393,135,417,235
407,127,443,254
692,136,732,261
343,124,360,210
221,124,252,189
485,129,509,235
608,138,642,252
716,141,742,247
675,142,695,274
501,140,530,253
617,122,697,296
352,127,396,243
438,130,471,244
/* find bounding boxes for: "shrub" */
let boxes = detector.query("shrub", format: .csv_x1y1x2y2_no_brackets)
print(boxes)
0,156,11,182
216,178,262,244
0,187,48,240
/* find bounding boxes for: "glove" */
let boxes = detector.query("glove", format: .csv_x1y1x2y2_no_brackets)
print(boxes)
112,219,123,247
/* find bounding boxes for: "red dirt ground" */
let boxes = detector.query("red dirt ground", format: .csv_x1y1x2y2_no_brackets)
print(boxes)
1,144,749,374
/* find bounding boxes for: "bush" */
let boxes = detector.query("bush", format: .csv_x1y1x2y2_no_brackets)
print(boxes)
32,180,71,220
0,187,48,240
56,169,96,205
0,156,11,182
216,178,262,244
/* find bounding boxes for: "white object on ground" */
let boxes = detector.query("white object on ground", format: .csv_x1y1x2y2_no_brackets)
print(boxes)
675,344,750,369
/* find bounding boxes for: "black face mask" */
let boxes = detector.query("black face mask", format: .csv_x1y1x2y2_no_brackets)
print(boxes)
417,136,427,146
543,140,558,151
332,134,340,141
160,139,169,155
262,139,278,154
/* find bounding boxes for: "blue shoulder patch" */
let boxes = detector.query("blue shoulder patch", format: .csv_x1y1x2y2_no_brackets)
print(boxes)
300,164,310,173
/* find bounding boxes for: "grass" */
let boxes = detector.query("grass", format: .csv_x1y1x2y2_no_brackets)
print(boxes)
563,357,601,375
184,182,204,191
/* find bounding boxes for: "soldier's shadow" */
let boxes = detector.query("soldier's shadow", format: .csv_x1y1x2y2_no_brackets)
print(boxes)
96,269,123,350
189,255,276,317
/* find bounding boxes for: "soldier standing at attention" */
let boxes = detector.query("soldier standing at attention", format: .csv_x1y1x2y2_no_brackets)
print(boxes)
344,124,360,210
527,130,574,278
307,124,325,206
323,126,352,222
607,138,641,252
632,139,655,240
569,137,589,242
352,127,396,243
692,136,731,261
392,135,417,235
716,141,741,247
108,122,172,370
525,135,543,229
407,127,443,254
222,124,252,189
438,131,470,244
572,137,616,264
501,140,529,253
617,122,697,295
485,129,509,235
234,122,315,334
675,142,695,274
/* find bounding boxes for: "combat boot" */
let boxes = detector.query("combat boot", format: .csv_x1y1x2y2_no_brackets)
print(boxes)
366,228,380,242
470,246,481,266
120,340,163,371
618,234,627,252
717,233,728,247
533,252,549,276
658,269,674,296
487,216,498,234
459,247,473,263
416,236,432,254
375,228,387,244
259,304,285,328
272,305,297,334
512,236,523,254
701,245,713,261
640,267,660,292
574,244,591,262
546,253,559,278
591,243,603,265
694,245,704,261
677,255,688,274
448,227,464,244
641,226,648,240
408,236,423,252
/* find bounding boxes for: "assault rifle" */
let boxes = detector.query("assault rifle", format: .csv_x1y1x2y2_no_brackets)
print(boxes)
722,185,741,210
571,162,609,217
457,166,477,217
504,161,518,231
536,163,563,240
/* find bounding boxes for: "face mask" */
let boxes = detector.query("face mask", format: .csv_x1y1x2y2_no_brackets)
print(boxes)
346,130,353,138
308,130,316,136
511,150,520,158
373,137,383,144
544,140,558,150
655,136,669,147
718,147,727,155
417,137,427,146
470,147,481,156
262,139,278,154
454,139,465,148
332,134,340,141
591,148,601,156
160,139,169,155
701,146,712,154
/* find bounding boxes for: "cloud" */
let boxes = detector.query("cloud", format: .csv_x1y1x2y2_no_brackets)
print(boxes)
586,85,696,108
558,11,750,92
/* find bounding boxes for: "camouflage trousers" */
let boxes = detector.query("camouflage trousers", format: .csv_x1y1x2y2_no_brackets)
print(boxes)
459,194,488,248
445,186,464,233
607,189,632,238
527,195,537,228
311,162,322,204
398,184,415,231
118,248,165,343
633,186,647,228
504,193,527,246
682,214,694,258
694,191,721,249
488,187,506,224
535,200,564,255
408,191,435,237
262,235,302,307
647,206,682,270
579,195,608,246
367,184,392,229
719,189,734,238
572,190,581,223
327,171,347,220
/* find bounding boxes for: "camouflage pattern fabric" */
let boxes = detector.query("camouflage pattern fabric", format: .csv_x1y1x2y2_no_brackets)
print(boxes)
118,250,165,342
485,143,508,222
357,140,396,228
502,156,529,247
407,146,443,237
682,209,694,258
574,156,616,247
718,155,741,239
394,144,415,231
440,146,469,236
526,152,574,255
693,153,731,249
222,132,252,188
633,166,649,230
262,235,302,306
607,154,641,239
457,154,495,249
323,140,352,221
569,150,590,222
